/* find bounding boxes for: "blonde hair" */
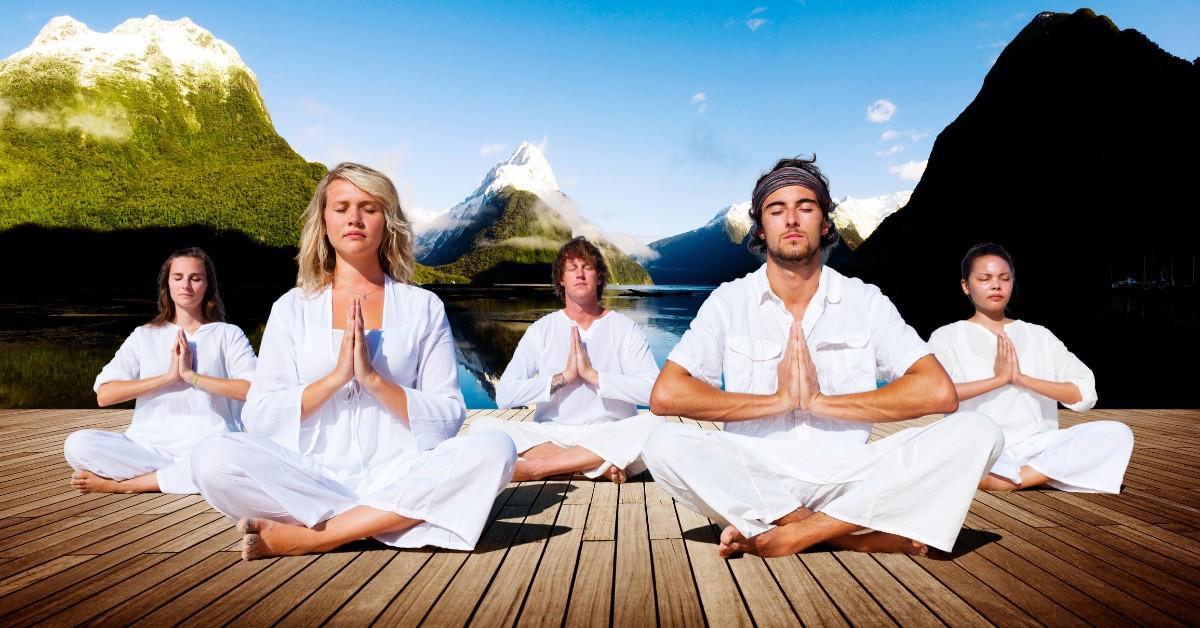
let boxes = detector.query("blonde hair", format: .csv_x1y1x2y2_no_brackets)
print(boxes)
296,162,415,292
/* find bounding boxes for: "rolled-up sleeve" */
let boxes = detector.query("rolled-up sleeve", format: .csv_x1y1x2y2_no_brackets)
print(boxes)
224,326,258,381
1049,332,1098,412
94,328,143,392
495,322,553,409
597,322,660,405
869,288,931,382
666,295,726,389
243,298,304,449
406,296,468,450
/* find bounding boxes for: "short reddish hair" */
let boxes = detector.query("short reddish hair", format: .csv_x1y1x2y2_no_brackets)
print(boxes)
552,236,608,300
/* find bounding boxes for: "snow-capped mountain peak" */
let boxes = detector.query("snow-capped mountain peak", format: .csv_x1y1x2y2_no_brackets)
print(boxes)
472,141,559,200
8,15,252,90
704,201,753,244
831,190,912,249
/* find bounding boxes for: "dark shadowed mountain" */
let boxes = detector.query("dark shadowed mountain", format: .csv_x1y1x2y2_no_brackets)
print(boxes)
835,9,1200,407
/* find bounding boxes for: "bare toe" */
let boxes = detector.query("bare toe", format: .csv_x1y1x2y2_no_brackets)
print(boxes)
910,540,928,556
242,533,270,560
237,517,267,535
605,466,626,484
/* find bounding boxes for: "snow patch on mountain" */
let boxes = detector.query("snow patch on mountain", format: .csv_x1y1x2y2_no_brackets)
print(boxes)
6,15,253,94
831,191,912,249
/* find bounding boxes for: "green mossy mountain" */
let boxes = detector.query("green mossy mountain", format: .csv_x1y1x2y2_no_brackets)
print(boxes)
434,188,651,285
0,55,326,247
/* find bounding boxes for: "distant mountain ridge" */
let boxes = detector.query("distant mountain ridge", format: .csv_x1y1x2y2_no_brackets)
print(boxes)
415,143,651,285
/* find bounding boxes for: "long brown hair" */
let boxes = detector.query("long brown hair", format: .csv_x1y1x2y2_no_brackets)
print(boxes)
148,247,226,326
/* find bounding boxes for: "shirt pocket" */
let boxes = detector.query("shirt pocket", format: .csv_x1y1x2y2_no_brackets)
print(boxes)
814,334,877,395
724,335,782,394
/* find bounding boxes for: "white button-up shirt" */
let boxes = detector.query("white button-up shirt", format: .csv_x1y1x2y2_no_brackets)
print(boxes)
667,264,931,445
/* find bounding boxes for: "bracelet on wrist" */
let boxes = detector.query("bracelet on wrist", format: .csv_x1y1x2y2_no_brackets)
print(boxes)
190,372,200,387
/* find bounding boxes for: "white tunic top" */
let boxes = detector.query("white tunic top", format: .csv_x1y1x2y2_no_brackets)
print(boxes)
243,277,467,493
93,322,257,457
667,265,931,445
495,310,659,425
928,319,1098,444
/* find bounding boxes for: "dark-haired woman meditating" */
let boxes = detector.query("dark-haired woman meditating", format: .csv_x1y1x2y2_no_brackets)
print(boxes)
66,248,256,494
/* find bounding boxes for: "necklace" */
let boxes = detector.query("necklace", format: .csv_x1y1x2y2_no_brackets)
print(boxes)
339,283,382,298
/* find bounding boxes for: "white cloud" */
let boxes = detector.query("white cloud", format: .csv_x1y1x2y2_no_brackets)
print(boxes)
866,99,896,123
479,143,508,157
13,102,131,142
879,129,929,143
750,6,768,15
875,144,904,158
890,159,928,182
536,135,550,154
690,92,708,114
746,18,767,32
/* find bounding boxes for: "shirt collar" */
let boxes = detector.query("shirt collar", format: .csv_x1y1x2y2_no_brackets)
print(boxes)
753,263,844,307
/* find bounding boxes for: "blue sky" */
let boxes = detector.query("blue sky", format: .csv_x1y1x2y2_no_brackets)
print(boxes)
3,1,1198,245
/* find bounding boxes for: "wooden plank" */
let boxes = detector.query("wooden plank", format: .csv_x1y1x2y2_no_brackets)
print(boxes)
563,541,613,627
675,506,752,628
135,555,318,626
913,555,1040,627
231,552,360,625
469,480,568,626
326,551,432,626
834,551,942,625
800,553,896,626
0,555,90,598
953,545,1094,626
650,538,704,628
646,480,682,540
276,550,395,627
583,481,617,541
613,502,655,626
763,555,848,627
726,553,800,627
873,553,989,626
515,504,588,628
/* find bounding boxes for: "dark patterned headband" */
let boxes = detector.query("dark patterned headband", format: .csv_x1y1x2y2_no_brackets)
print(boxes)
751,167,832,218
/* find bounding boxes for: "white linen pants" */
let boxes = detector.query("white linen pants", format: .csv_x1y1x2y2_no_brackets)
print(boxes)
642,412,1004,552
469,412,664,478
990,420,1133,493
190,431,516,550
63,429,197,493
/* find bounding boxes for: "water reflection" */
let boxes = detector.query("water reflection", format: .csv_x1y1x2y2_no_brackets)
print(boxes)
435,285,712,409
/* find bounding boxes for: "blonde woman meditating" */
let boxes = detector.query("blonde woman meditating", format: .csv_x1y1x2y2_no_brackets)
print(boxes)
471,237,663,484
67,247,256,494
191,163,516,560
929,243,1133,493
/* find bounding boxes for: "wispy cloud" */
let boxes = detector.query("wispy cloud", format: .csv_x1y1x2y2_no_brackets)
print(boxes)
866,99,896,123
479,143,508,157
889,159,927,182
879,129,928,143
750,6,768,15
536,135,550,154
875,144,904,158
690,92,708,114
13,101,131,142
746,18,767,32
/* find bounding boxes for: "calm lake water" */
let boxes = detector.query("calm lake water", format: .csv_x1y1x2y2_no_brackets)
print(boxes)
438,285,711,409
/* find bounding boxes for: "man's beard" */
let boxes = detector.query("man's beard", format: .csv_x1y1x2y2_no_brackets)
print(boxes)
766,235,820,264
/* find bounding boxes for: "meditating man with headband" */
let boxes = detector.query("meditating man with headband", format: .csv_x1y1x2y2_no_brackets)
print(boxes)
643,156,1005,558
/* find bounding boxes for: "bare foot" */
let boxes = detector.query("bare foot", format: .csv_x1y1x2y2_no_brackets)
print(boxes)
834,531,928,556
238,517,307,560
718,525,754,558
603,465,626,484
71,470,122,494
511,458,541,482
979,473,1020,492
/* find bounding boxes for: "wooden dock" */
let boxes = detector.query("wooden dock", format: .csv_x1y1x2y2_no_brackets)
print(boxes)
0,408,1195,626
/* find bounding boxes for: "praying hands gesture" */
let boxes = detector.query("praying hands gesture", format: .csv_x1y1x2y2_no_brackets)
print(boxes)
552,326,599,394
993,332,1021,386
176,329,197,384
331,297,378,388
775,320,823,413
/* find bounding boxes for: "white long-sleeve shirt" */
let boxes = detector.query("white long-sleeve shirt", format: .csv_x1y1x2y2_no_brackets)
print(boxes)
928,319,1098,445
496,310,659,426
94,321,257,456
243,277,466,491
